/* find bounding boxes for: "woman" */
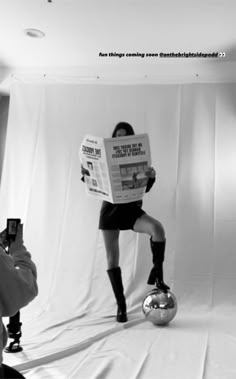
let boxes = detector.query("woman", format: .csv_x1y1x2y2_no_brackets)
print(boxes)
82,122,169,323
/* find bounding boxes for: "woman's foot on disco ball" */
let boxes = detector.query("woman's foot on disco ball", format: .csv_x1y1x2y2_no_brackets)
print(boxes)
155,279,170,293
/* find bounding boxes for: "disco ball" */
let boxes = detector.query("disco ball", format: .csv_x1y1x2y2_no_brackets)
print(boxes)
142,288,177,326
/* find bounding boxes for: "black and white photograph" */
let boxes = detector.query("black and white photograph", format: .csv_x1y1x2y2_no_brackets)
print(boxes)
0,1,236,378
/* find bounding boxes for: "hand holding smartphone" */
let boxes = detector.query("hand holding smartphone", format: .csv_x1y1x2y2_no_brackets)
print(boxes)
7,218,21,243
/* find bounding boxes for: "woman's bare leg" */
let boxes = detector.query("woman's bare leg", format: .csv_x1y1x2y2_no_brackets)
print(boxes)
133,214,165,241
102,229,120,269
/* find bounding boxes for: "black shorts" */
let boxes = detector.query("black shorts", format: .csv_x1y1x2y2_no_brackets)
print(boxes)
99,200,146,230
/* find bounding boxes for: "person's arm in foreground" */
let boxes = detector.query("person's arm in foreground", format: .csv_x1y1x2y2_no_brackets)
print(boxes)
0,224,38,317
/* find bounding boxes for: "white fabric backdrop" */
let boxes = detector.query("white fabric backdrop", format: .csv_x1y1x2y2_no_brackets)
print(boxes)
0,83,236,378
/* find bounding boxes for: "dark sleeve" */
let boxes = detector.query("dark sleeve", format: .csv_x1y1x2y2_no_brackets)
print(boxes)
0,247,38,317
145,177,156,193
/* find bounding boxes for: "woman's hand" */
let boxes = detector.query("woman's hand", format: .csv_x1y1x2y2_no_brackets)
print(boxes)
81,164,90,177
145,167,156,179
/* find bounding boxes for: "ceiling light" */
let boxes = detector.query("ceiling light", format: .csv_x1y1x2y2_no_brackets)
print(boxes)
24,28,45,38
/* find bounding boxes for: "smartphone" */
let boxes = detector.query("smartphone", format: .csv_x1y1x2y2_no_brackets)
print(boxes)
6,218,21,242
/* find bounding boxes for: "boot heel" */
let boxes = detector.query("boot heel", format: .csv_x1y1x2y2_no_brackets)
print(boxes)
117,303,127,322
147,267,156,285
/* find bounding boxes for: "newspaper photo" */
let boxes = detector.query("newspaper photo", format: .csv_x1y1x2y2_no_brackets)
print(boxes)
79,133,152,204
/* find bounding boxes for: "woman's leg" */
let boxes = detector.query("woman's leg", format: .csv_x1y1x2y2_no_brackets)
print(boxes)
133,214,165,241
133,214,170,292
102,229,120,269
101,229,127,322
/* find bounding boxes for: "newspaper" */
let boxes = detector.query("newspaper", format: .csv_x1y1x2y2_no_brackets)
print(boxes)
79,133,152,204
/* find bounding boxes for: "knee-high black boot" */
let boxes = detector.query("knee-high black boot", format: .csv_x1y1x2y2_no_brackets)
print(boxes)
147,238,170,292
107,267,128,323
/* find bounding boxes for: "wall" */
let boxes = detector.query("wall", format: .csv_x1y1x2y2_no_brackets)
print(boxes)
0,95,9,183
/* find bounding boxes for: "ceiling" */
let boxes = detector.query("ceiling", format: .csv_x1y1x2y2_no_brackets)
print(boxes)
0,0,236,91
